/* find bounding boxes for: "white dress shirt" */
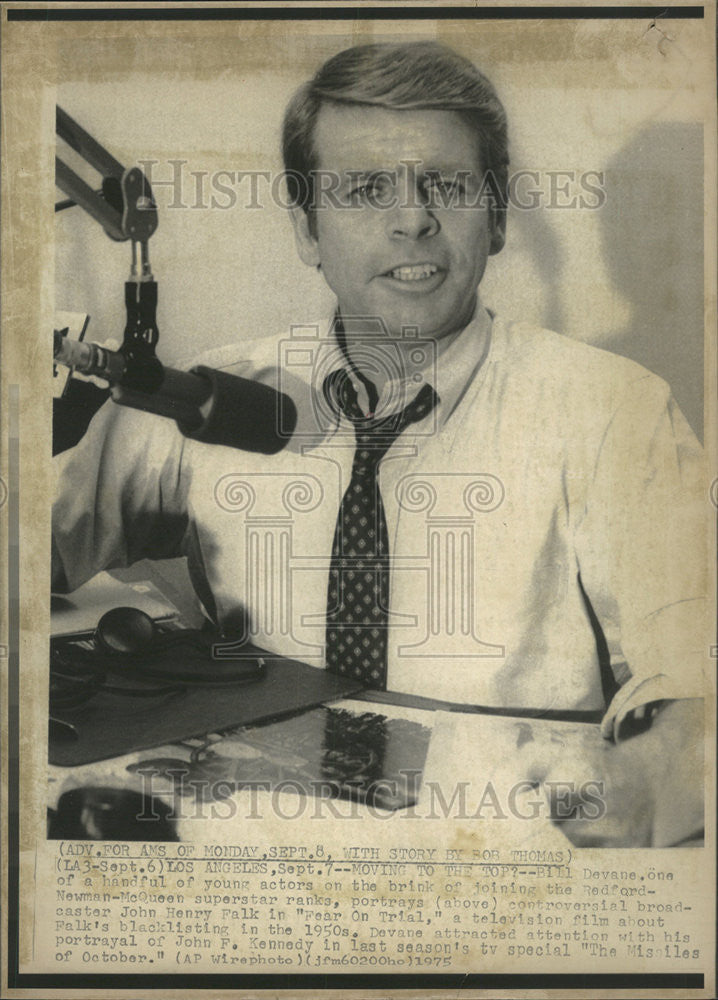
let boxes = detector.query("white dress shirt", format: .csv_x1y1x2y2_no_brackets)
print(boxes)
52,305,707,736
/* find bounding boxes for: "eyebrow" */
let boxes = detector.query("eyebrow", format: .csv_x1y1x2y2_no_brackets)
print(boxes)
337,164,481,183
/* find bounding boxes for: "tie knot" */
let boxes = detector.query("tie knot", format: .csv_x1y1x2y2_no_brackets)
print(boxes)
323,369,438,443
352,383,438,476
359,382,438,441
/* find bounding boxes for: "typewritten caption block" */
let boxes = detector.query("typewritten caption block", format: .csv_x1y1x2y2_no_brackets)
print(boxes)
32,832,709,974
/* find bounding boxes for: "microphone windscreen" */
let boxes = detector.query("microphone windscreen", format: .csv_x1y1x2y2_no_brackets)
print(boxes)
177,365,297,455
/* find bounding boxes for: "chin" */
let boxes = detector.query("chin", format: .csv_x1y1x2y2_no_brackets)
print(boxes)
380,298,473,342
392,314,457,341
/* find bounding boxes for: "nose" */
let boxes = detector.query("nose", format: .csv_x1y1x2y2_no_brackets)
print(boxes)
385,201,439,242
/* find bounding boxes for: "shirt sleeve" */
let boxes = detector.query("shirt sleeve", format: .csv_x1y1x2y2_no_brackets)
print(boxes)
572,373,708,740
52,400,191,593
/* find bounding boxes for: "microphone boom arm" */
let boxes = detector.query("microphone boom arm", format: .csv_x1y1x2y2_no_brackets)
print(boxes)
55,106,167,402
54,107,297,455
55,106,158,247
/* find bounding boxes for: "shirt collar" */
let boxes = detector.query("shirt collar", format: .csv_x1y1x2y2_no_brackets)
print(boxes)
286,302,493,453
324,300,493,431
427,301,493,426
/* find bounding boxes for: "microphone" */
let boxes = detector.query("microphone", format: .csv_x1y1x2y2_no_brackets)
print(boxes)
53,333,297,455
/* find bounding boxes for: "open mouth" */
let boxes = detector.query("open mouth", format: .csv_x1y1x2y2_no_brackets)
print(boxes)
385,263,441,282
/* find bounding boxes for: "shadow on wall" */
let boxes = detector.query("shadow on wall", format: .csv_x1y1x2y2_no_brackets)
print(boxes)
599,123,704,441
510,190,566,337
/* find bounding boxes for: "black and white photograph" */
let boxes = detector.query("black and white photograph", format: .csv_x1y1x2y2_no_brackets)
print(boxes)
2,3,716,996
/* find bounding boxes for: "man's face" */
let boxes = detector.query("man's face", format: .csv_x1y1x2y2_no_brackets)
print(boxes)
291,103,505,342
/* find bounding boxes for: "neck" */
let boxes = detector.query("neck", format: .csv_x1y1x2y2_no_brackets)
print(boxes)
336,313,470,397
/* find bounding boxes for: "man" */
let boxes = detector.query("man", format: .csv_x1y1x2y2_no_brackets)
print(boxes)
52,42,706,845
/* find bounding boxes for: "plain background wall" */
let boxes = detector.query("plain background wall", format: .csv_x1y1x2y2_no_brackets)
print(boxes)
55,20,708,437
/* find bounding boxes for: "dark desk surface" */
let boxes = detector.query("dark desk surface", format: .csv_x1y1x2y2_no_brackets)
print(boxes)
49,573,702,847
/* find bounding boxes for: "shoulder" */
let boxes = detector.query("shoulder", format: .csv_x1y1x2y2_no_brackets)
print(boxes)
490,317,672,420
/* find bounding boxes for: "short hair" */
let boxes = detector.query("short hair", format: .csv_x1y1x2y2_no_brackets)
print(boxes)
282,41,510,217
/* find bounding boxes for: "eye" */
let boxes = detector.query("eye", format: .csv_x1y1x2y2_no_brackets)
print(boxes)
428,176,463,194
346,172,394,205
434,178,459,192
423,173,469,205
348,180,377,202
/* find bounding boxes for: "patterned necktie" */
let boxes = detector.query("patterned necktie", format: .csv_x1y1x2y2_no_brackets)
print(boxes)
324,373,438,688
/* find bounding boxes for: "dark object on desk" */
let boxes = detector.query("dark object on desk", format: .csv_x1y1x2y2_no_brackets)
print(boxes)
96,605,160,654
50,644,188,711
94,607,264,684
51,618,265,707
49,642,364,767
49,717,79,742
48,786,177,841
127,706,431,812
92,606,266,682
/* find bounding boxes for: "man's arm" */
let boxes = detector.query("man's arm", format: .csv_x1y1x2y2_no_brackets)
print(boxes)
575,374,707,723
557,374,708,846
641,699,705,846
530,698,704,847
52,399,190,593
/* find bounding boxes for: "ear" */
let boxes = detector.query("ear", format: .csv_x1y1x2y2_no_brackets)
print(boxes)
289,206,321,268
488,207,506,256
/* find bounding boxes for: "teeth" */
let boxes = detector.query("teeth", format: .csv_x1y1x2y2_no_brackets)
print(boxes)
389,264,439,281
